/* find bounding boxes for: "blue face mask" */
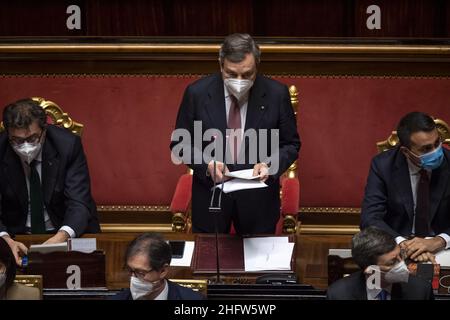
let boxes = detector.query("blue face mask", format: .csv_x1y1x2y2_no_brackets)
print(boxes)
419,144,444,170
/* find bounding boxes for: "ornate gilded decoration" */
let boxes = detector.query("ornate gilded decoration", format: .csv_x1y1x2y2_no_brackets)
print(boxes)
14,275,43,299
376,118,450,153
31,97,83,136
170,279,208,295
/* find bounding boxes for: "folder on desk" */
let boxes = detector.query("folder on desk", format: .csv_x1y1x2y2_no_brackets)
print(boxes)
192,234,295,274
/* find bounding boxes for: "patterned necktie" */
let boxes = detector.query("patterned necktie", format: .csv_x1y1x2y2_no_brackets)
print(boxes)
30,160,45,234
227,95,241,163
415,169,430,237
377,289,388,300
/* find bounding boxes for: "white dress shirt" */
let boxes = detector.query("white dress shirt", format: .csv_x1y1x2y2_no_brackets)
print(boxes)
395,159,450,249
154,279,169,300
0,148,75,238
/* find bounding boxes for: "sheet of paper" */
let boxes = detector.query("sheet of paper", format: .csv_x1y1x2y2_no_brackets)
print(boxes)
225,169,261,180
329,248,352,258
436,249,450,267
30,242,68,254
69,238,97,253
214,179,268,194
170,241,195,267
243,237,294,271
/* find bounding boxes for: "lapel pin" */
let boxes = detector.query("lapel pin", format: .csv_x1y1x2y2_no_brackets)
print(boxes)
260,105,265,110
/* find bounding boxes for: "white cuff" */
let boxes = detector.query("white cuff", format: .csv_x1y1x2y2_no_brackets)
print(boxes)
59,226,76,238
395,236,408,245
0,232,10,238
437,233,450,250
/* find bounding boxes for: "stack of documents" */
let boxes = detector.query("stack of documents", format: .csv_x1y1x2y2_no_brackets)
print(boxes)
29,242,68,254
170,241,195,267
214,169,268,193
243,236,294,271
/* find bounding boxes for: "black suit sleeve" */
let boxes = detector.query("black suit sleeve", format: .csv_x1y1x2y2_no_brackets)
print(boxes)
61,136,96,236
0,192,6,233
268,85,301,180
360,158,401,238
170,85,211,187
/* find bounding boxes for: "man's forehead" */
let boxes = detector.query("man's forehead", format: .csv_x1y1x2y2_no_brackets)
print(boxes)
410,129,439,146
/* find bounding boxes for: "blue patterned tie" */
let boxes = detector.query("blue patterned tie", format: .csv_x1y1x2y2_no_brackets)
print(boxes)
377,289,387,300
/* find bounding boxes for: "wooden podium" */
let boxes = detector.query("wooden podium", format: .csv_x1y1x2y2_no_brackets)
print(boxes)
192,234,296,282
22,251,106,289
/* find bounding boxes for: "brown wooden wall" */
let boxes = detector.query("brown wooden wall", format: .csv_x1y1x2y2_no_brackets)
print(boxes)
0,0,449,37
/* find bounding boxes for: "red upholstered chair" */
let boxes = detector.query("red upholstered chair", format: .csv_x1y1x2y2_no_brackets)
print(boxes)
170,172,193,232
170,85,301,235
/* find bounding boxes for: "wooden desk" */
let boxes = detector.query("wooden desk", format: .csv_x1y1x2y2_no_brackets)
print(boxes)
16,233,300,290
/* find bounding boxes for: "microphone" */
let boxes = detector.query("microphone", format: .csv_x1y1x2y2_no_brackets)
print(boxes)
208,135,224,284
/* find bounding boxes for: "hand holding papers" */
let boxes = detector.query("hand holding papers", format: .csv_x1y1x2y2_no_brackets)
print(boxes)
216,169,268,193
225,169,261,180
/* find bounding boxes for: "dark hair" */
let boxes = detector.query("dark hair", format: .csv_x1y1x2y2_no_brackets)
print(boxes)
0,237,17,297
219,33,261,65
396,112,436,148
2,98,47,131
125,233,172,271
351,227,397,270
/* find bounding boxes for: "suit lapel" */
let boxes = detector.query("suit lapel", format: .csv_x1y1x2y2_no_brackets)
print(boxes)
354,271,369,300
41,137,59,205
244,75,267,132
429,154,450,222
393,150,415,221
205,74,227,136
2,146,28,214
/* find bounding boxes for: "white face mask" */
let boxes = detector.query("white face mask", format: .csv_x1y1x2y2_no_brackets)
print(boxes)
12,141,42,164
384,261,410,284
130,276,159,300
0,273,6,288
224,78,254,100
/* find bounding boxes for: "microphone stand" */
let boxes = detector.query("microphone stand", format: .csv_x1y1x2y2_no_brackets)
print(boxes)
208,139,225,284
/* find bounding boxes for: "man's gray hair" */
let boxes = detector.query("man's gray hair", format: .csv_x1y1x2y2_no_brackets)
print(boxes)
219,33,261,65
351,227,397,270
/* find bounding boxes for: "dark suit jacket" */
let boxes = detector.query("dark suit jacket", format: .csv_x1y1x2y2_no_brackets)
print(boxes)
170,73,301,231
0,125,100,236
361,146,450,238
111,280,204,300
327,271,434,300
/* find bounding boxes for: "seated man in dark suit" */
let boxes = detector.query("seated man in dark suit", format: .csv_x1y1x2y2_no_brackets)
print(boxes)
361,112,450,262
327,227,434,300
113,233,203,300
0,99,100,265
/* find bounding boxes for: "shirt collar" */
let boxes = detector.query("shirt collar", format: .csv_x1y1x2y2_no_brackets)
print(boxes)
154,279,168,300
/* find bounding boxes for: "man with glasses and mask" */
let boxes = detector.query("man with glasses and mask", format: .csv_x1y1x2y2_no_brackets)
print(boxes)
0,99,100,265
113,233,203,300
170,33,300,234
361,111,450,263
327,227,434,300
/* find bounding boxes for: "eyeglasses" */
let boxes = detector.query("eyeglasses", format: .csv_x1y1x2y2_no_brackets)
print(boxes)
9,130,45,146
126,266,154,280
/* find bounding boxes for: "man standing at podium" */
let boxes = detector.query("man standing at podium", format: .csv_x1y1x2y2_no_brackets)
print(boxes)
0,99,100,264
170,33,300,234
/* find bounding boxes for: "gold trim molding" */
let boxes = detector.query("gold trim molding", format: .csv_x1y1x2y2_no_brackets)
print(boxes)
100,223,172,233
1,44,450,55
98,205,170,212
98,205,360,214
299,207,361,214
300,224,359,235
